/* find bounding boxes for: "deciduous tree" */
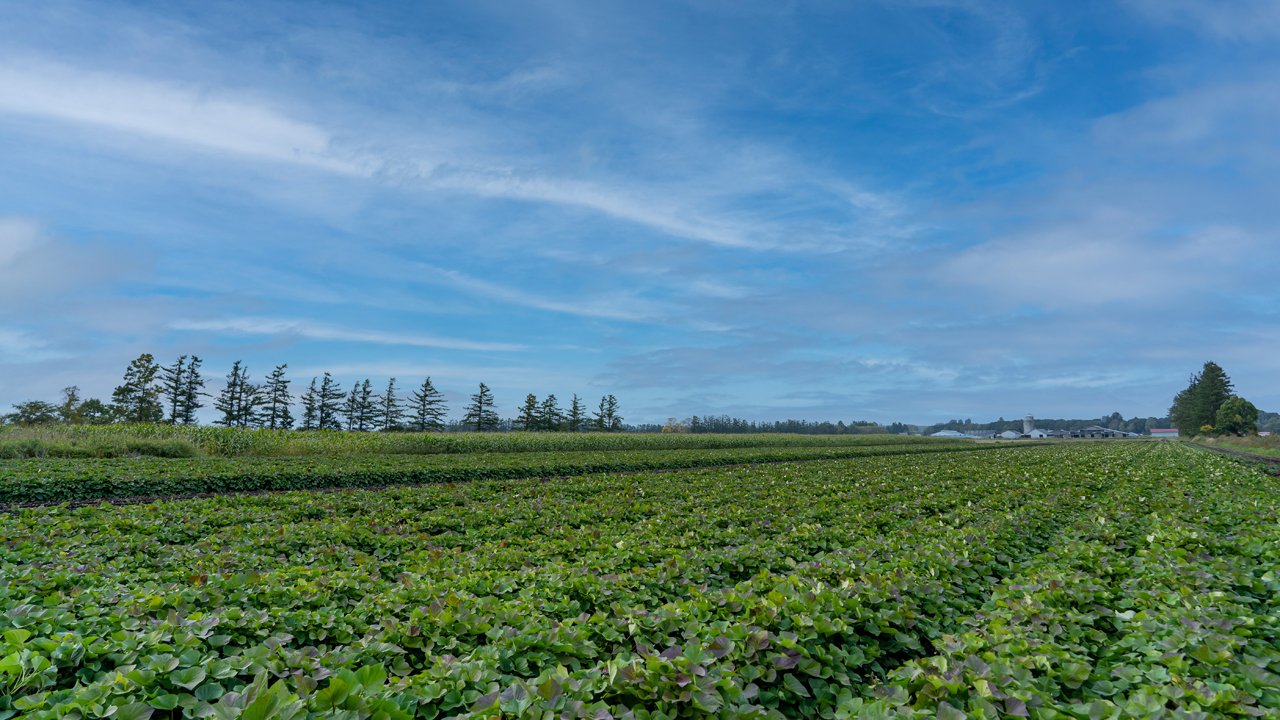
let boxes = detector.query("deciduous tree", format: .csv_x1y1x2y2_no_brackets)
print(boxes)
1215,396,1259,436
4,400,60,425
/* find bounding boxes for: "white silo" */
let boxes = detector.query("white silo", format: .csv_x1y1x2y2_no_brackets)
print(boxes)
1023,415,1034,434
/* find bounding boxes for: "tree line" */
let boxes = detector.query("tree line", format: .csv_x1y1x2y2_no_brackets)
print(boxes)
1169,361,1260,437
2,353,625,432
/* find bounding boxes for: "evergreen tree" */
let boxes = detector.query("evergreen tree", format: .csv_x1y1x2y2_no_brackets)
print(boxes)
376,377,403,431
593,396,609,432
605,394,622,431
517,393,539,431
111,353,164,423
592,394,622,432
537,394,563,431
262,364,294,430
178,356,206,425
566,394,585,432
317,373,344,430
159,355,188,424
343,386,361,431
408,377,448,431
214,361,263,428
343,379,376,431
301,378,320,430
358,379,375,431
1170,361,1235,436
463,383,499,431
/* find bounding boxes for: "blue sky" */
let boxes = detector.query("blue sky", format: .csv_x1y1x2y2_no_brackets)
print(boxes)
1,0,1278,425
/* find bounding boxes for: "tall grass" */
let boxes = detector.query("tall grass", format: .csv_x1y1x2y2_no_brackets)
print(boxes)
0,424,946,458
1197,434,1280,459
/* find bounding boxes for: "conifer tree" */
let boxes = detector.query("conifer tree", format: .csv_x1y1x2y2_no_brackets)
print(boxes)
464,383,499,431
343,379,376,431
111,353,164,423
567,394,585,432
214,361,263,428
1170,361,1235,436
606,394,623,432
317,373,344,430
178,356,206,425
593,394,622,432
409,377,448,431
537,394,563,431
343,386,361,431
301,378,320,430
159,355,188,424
376,377,403,431
517,393,539,431
358,379,375,431
262,364,293,430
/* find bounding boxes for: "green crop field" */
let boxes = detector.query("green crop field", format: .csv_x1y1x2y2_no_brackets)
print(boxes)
2,442,1278,718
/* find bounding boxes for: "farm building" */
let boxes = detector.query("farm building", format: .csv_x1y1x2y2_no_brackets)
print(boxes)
929,429,974,438
1150,428,1180,439
1070,426,1138,439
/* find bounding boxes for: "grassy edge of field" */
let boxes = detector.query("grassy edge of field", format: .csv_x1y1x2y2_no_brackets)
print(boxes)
0,425,950,459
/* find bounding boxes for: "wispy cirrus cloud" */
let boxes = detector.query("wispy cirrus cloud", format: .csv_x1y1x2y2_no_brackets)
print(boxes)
410,263,666,322
170,317,524,352
0,58,369,174
1123,0,1280,40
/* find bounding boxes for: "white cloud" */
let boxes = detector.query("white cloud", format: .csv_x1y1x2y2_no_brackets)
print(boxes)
412,263,666,322
1124,0,1280,40
0,216,125,305
0,55,908,253
0,217,40,265
0,58,369,174
169,317,524,352
0,327,70,363
940,222,1255,308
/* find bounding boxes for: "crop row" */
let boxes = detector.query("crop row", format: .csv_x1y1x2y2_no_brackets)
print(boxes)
0,424,951,458
0,440,981,506
863,445,1280,717
5,445,1266,717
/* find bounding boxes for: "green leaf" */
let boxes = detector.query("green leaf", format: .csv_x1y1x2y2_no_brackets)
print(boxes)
169,666,207,690
783,673,811,698
113,702,155,720
149,694,181,711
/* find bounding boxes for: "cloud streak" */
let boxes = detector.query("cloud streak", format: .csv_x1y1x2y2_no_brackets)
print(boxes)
170,317,525,352
0,58,368,174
